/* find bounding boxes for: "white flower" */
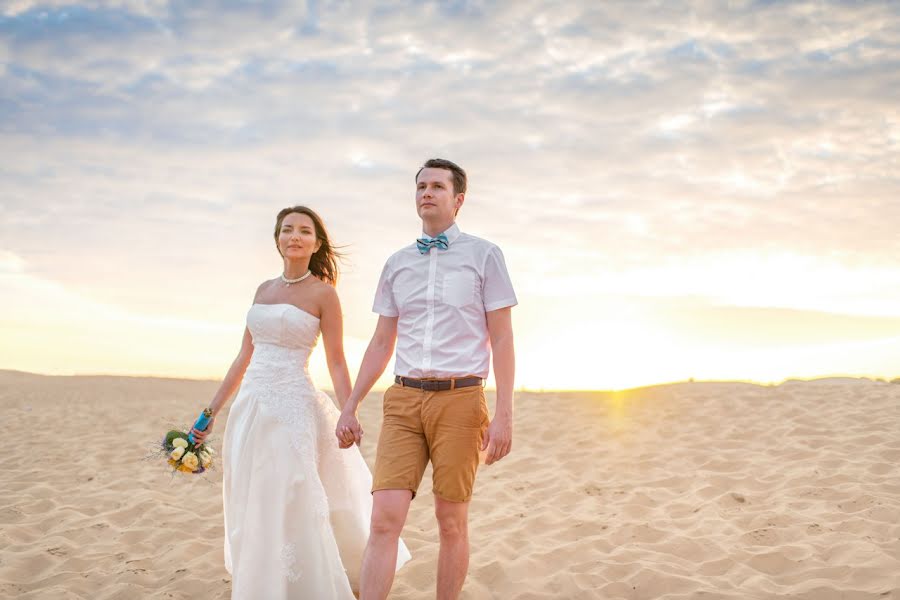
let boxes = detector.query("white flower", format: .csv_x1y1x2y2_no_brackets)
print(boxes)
181,452,199,471
199,451,212,468
170,447,185,460
172,437,189,449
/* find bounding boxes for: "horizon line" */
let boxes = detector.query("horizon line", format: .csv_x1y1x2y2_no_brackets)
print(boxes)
2,368,897,394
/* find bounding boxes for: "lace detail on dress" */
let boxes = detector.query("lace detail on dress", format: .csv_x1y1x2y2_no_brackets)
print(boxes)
280,543,302,583
314,487,331,524
242,343,320,458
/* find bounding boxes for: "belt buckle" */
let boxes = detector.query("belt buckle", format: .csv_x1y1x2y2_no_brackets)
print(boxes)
422,380,442,392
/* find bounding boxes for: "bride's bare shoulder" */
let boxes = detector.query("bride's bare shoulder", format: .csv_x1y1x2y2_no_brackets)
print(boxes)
253,278,279,301
308,278,339,311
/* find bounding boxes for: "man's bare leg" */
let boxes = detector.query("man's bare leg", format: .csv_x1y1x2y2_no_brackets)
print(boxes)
434,496,470,600
359,490,413,600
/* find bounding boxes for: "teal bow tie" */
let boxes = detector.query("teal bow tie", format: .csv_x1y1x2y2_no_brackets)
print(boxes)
416,233,449,254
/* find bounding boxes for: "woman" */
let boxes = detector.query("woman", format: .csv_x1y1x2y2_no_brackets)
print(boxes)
190,206,410,598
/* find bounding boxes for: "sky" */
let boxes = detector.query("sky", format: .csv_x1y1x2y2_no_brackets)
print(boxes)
2,0,900,390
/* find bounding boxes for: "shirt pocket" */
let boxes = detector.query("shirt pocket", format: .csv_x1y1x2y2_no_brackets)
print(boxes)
442,271,477,307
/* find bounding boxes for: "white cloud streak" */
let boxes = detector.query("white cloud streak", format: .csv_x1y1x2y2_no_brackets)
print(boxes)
1,1,899,382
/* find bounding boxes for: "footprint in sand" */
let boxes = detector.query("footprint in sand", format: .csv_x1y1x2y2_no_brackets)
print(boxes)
741,528,779,546
0,585,25,597
837,495,878,513
0,506,25,522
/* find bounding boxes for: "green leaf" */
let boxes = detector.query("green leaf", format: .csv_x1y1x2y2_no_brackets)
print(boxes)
164,430,188,449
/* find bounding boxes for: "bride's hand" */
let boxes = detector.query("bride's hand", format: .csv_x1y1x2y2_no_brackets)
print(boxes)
191,417,215,444
335,410,363,449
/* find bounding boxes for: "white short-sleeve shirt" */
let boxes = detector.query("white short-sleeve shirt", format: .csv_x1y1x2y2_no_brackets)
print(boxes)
373,223,517,379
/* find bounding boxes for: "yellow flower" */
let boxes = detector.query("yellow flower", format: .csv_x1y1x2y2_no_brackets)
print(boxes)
170,447,185,460
181,452,199,471
172,437,189,449
178,464,195,473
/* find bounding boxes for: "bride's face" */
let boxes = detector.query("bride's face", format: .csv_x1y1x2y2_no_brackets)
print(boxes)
278,212,321,260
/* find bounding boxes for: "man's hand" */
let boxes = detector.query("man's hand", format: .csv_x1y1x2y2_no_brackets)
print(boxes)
335,409,363,449
481,414,512,465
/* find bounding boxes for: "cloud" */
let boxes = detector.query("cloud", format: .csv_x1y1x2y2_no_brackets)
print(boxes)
1,1,899,383
0,250,25,272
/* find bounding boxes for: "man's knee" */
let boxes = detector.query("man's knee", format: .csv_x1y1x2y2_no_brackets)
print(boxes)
434,501,468,539
370,491,412,538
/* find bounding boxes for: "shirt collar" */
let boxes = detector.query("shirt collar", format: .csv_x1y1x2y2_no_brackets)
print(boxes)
420,222,461,245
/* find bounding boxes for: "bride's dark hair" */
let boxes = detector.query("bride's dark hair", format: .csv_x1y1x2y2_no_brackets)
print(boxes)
274,206,343,286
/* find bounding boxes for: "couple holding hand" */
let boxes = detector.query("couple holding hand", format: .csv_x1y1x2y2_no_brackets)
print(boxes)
191,158,517,599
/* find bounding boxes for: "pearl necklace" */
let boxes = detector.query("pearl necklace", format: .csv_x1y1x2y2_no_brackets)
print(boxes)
281,270,312,286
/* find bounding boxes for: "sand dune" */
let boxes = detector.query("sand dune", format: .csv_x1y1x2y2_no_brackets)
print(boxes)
1,370,899,599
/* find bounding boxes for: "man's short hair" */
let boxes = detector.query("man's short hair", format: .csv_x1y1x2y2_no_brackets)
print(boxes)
416,158,467,196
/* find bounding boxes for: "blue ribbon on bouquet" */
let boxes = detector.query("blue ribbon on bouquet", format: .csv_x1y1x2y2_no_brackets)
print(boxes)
188,408,213,444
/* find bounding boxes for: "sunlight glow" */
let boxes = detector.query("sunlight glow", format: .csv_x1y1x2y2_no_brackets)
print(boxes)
5,244,900,391
3,2,898,390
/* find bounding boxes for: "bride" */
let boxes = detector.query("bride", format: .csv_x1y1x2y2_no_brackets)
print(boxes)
190,206,410,598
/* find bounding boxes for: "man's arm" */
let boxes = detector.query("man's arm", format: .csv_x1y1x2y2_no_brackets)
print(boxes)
483,306,515,465
335,315,398,447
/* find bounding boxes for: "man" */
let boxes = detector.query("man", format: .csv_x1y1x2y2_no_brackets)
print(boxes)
335,158,517,599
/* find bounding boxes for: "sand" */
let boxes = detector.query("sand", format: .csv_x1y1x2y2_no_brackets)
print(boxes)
1,369,899,599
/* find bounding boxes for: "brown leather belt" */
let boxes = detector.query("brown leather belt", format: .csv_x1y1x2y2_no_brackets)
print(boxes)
395,375,483,391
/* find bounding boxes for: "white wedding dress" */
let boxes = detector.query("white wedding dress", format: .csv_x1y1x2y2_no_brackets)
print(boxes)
222,303,410,599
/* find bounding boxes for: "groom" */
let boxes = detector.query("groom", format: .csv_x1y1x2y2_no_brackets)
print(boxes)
336,158,517,599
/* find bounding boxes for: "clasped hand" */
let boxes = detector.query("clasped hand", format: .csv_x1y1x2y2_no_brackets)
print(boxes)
335,410,363,449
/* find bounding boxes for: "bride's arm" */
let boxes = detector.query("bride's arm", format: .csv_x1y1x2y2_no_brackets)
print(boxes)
209,327,255,416
319,286,352,408
189,327,254,443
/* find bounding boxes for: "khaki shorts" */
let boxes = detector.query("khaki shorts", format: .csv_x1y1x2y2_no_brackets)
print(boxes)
372,382,489,503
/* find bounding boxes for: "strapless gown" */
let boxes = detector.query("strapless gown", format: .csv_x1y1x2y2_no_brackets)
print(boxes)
222,303,410,598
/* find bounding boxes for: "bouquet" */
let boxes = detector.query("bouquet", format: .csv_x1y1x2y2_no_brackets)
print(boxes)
161,408,215,474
